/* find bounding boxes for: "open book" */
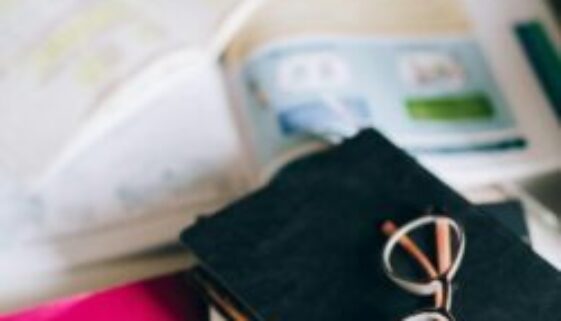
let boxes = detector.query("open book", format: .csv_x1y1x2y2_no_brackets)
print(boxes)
1,0,561,275
0,0,275,183
224,0,561,186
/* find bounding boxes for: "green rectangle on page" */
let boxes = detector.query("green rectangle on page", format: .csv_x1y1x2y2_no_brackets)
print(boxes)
406,94,494,121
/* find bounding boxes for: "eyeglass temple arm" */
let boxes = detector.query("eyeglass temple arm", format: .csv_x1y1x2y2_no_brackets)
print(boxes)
382,220,448,308
381,221,438,278
436,218,452,274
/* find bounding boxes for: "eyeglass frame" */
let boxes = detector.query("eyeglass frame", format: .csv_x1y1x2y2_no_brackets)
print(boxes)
381,215,466,321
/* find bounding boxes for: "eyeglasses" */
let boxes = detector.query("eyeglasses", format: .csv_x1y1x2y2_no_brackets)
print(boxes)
381,214,466,321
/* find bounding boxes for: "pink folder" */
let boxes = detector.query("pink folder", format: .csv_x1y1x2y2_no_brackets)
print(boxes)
0,274,207,321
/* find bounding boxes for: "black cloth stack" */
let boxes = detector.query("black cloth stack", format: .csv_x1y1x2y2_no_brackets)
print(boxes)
181,130,561,321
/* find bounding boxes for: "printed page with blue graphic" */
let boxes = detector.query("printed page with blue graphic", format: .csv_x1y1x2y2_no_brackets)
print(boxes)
223,0,561,188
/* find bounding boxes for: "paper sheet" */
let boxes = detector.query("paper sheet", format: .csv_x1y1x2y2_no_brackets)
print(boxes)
0,61,245,274
225,0,561,187
0,0,240,181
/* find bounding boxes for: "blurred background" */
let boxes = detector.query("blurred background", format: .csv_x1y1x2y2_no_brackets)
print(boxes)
0,0,560,313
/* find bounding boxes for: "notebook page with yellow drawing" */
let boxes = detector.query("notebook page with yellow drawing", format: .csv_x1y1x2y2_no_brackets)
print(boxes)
0,0,257,182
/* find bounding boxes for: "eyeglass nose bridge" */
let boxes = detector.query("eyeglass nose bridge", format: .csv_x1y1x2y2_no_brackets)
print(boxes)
436,274,453,310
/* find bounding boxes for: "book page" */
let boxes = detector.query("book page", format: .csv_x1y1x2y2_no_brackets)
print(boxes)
0,60,249,276
223,0,561,188
0,0,242,182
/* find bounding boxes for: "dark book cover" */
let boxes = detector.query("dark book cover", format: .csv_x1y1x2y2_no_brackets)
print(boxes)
477,200,530,244
181,130,561,321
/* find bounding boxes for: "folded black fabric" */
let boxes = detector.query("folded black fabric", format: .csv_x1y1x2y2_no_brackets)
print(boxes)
181,130,561,321
477,200,530,244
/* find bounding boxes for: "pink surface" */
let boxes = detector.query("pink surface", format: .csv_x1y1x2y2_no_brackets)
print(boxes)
0,274,207,321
